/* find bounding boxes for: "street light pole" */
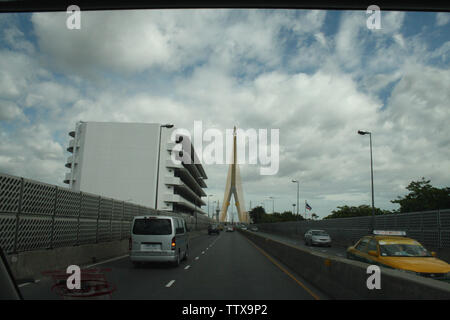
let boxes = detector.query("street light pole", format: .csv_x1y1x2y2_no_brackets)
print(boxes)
207,194,214,218
268,196,275,213
358,130,375,231
155,124,174,210
292,179,299,218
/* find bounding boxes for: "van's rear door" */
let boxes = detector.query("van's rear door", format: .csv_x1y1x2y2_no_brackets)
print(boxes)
132,217,173,251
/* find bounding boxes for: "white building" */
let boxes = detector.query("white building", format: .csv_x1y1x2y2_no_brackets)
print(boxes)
64,121,207,215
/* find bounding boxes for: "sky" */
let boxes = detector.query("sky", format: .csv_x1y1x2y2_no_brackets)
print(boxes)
0,9,449,220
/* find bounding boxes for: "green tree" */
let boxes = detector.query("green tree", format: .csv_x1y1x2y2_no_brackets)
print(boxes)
324,205,391,219
248,206,266,224
248,207,304,223
391,178,450,213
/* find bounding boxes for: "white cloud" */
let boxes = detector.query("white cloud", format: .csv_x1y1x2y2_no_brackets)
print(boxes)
436,12,450,26
0,10,449,219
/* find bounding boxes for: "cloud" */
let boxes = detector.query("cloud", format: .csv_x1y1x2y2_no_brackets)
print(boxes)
436,12,450,26
0,10,449,219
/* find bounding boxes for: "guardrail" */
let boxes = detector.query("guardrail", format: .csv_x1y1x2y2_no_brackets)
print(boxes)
256,209,450,250
0,172,212,254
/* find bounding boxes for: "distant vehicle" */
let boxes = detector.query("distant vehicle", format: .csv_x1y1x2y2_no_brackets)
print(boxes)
347,230,450,282
208,224,220,235
241,225,248,230
218,224,224,231
250,225,258,232
226,226,234,232
129,215,189,267
304,230,332,247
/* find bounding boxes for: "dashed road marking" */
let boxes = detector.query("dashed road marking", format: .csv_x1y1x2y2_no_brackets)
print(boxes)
195,256,199,260
184,265,191,270
165,280,175,287
85,254,130,268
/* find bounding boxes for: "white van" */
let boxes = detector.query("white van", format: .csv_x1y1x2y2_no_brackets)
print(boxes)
129,215,189,267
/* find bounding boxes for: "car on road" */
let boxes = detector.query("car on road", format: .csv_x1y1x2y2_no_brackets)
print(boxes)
304,230,332,247
226,226,234,232
208,224,220,235
249,225,258,232
347,230,450,282
129,215,189,267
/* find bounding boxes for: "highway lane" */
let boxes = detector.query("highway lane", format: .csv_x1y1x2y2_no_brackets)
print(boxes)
250,230,349,259
18,230,328,300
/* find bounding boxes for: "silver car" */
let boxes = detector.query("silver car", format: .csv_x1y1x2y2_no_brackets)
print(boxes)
304,229,332,247
130,215,189,267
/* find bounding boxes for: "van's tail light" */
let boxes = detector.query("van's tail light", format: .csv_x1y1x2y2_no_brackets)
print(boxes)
129,238,132,250
171,237,176,250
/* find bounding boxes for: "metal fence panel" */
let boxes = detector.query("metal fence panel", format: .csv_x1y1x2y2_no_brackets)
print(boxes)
0,174,22,214
17,215,52,251
80,193,100,219
21,180,56,216
53,217,78,248
0,214,16,253
99,198,113,220
78,218,97,245
98,219,111,242
55,188,80,217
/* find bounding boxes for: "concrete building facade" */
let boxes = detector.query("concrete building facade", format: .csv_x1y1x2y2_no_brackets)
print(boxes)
64,121,207,215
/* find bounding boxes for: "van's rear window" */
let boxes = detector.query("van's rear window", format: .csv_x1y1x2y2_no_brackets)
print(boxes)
133,219,172,235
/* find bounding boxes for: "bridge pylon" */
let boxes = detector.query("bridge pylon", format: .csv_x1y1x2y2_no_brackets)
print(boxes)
219,126,250,224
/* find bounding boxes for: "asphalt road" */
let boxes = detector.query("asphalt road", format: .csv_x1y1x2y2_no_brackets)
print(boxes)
18,230,329,300
252,230,349,258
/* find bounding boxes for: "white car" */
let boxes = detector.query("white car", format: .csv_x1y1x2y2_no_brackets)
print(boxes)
304,229,332,247
129,215,189,267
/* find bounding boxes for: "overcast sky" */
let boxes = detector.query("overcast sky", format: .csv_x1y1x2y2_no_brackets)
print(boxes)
0,9,449,219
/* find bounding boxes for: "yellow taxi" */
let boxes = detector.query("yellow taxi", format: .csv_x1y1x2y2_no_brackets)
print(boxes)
347,230,450,282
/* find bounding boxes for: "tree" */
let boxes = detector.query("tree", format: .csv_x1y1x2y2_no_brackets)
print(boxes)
391,177,450,213
248,207,304,223
324,205,391,219
248,206,266,224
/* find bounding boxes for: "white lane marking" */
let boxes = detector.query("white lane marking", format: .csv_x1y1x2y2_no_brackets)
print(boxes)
195,256,199,260
18,282,31,288
85,254,130,268
184,265,191,270
165,280,175,287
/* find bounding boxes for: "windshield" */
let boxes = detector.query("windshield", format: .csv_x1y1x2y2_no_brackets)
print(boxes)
380,244,433,257
312,231,328,236
1,4,449,304
133,219,172,235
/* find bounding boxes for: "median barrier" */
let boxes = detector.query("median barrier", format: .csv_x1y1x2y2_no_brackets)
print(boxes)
239,229,450,299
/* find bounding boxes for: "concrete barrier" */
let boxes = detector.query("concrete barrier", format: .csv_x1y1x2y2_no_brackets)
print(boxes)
6,240,129,282
239,230,450,299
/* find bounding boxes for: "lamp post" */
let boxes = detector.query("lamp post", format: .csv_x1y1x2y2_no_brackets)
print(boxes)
155,124,174,210
267,196,275,213
207,194,214,218
358,130,375,232
292,179,299,218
